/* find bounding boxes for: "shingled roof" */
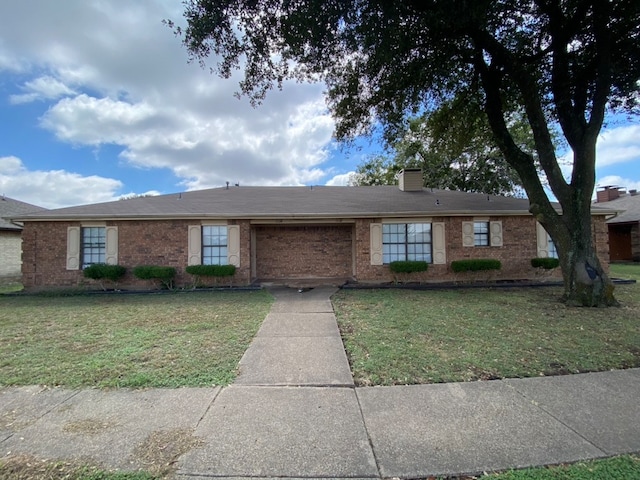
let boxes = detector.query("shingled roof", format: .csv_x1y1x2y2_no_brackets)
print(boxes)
0,196,46,230
12,186,616,221
601,193,640,224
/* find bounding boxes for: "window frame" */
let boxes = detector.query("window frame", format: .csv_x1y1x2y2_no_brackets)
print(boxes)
81,226,106,269
548,235,559,259
473,221,490,247
382,222,432,264
202,225,228,265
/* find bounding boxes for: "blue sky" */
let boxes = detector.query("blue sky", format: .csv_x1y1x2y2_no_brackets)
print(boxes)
1,0,639,209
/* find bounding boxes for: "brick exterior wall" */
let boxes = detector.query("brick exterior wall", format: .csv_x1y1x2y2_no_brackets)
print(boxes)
21,220,253,290
355,216,544,283
20,215,611,290
0,230,22,282
254,225,353,279
355,216,610,283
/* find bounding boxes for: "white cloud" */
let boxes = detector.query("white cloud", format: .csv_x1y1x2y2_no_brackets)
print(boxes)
596,125,640,167
596,175,640,193
41,94,157,145
9,75,76,104
0,156,123,209
0,0,341,194
325,172,356,186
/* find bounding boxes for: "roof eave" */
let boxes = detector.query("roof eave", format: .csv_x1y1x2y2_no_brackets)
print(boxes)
14,209,542,222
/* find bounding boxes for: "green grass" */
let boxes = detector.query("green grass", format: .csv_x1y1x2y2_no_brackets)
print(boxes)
0,457,157,479
0,282,23,294
333,277,640,386
0,290,272,388
481,455,640,480
610,262,640,281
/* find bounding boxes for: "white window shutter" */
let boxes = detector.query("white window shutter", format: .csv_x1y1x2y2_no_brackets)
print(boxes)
490,221,503,247
66,226,80,270
462,221,475,247
432,222,446,264
227,225,240,267
370,223,383,265
536,222,550,257
187,225,202,266
105,226,118,265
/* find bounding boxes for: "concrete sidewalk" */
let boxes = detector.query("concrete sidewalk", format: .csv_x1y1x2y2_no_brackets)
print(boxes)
1,287,639,479
234,286,354,387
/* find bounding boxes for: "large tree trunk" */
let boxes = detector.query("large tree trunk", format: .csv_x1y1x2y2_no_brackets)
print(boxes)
475,47,617,306
548,210,617,307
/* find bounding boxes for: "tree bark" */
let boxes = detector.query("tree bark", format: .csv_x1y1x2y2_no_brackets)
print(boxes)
473,38,617,307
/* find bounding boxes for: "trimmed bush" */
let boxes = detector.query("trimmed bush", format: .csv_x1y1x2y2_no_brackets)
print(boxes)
451,259,502,273
389,261,428,274
133,265,176,289
531,257,560,269
83,263,126,290
83,264,126,282
185,264,236,277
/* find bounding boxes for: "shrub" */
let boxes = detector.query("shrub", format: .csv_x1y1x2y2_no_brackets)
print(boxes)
185,264,236,277
133,265,177,289
451,259,502,273
83,264,126,282
531,257,560,269
83,264,126,290
389,261,428,273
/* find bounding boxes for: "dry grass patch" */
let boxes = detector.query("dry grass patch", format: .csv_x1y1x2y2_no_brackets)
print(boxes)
132,428,204,477
0,454,155,480
0,290,272,388
333,267,639,386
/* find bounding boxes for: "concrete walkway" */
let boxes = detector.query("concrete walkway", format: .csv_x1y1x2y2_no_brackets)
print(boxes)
1,287,639,479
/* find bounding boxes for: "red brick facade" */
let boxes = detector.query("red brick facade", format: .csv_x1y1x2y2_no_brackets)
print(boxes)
20,215,610,290
254,225,353,279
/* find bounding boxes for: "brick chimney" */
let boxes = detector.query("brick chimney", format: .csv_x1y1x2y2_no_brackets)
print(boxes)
596,186,621,202
398,168,423,192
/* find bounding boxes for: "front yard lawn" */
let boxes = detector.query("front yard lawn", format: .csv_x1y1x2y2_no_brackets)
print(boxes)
0,290,272,388
333,264,640,386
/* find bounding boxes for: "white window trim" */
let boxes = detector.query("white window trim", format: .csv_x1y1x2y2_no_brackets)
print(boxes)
188,223,239,267
67,224,118,270
373,219,445,265
536,222,558,258
462,219,502,247
381,221,434,265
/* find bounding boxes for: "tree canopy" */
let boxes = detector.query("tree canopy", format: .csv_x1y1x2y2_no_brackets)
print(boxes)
353,93,533,196
174,0,640,305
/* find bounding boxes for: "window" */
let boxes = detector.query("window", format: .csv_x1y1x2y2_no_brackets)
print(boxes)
548,236,558,259
202,225,228,265
82,226,105,268
474,221,489,246
382,223,432,264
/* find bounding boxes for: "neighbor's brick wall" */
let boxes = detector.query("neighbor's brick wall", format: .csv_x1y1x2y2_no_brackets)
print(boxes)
632,223,640,262
21,220,252,290
254,225,353,279
0,230,22,282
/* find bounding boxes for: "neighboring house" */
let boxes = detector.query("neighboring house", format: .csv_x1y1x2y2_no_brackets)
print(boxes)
0,196,46,283
13,169,614,290
596,186,640,262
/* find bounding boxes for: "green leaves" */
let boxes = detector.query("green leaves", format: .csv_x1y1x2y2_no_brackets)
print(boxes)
83,264,126,282
531,258,560,270
389,261,428,274
185,264,236,277
451,259,502,272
